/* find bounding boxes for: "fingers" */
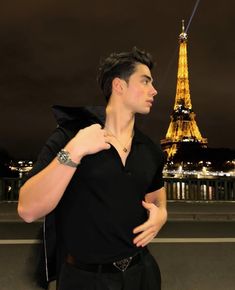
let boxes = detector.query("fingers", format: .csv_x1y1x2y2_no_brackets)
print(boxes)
133,228,152,243
133,229,156,247
133,221,150,234
142,200,154,210
104,141,111,150
133,202,156,234
90,123,102,129
137,233,156,247
102,129,113,149
88,125,111,151
102,129,113,138
102,130,112,150
92,124,111,141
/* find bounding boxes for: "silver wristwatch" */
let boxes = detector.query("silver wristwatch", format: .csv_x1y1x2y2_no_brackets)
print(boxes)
57,149,79,168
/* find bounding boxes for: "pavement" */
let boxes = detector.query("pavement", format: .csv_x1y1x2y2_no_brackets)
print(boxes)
1,201,235,290
1,200,235,222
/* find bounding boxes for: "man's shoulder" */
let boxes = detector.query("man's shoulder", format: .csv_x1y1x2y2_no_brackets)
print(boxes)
134,127,161,150
134,127,165,164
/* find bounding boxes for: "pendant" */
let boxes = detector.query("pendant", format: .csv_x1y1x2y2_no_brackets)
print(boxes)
123,147,128,153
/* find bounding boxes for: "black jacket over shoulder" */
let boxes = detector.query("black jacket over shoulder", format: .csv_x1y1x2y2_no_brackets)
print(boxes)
24,106,107,288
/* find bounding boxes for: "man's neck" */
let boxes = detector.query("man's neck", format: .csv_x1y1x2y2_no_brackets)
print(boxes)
104,103,135,138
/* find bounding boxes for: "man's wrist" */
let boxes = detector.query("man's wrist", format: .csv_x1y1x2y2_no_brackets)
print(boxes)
64,144,85,163
154,201,166,209
57,149,82,168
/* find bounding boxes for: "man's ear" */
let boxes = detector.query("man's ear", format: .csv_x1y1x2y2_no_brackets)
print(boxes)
112,77,126,95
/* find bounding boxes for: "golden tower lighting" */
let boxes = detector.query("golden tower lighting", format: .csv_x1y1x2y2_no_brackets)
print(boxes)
161,20,207,160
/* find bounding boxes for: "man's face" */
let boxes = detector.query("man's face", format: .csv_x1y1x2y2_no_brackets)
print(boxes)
122,63,157,114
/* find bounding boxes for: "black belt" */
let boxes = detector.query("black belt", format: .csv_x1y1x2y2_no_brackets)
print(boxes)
66,248,148,273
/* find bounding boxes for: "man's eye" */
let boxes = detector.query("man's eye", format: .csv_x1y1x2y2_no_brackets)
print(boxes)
143,80,148,84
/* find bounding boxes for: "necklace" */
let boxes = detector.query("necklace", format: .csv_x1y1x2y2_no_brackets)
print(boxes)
105,128,134,153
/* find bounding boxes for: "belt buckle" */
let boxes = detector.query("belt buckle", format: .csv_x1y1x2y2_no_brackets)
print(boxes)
113,256,133,272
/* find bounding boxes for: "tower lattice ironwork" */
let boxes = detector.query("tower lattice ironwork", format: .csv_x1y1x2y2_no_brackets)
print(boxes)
161,20,207,160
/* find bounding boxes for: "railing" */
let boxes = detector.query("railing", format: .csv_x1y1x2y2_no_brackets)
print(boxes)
0,177,235,202
165,177,235,201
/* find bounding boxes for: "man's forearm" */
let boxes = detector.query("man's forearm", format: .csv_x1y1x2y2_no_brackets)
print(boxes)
145,187,167,209
145,187,168,226
18,154,82,223
154,187,167,209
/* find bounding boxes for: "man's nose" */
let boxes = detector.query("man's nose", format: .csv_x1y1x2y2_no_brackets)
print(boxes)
150,85,157,97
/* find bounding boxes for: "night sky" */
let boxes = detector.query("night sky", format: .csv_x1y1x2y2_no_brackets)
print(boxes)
1,0,235,160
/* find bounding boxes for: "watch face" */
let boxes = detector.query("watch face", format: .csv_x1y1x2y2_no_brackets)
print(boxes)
60,151,68,162
58,150,69,164
57,149,77,167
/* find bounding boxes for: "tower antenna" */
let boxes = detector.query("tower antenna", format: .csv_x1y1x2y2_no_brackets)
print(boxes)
159,0,201,90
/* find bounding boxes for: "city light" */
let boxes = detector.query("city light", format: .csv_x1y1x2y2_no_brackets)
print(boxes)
8,160,33,178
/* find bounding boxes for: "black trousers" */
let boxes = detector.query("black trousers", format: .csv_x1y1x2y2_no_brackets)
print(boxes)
57,250,161,290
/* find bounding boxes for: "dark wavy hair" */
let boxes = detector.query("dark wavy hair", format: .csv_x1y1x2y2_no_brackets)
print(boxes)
97,47,154,103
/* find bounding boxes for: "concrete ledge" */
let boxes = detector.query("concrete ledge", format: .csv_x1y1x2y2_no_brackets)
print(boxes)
168,213,235,221
1,201,235,222
167,200,235,221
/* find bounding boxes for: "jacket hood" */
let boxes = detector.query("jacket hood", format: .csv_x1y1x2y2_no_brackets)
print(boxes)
52,105,106,127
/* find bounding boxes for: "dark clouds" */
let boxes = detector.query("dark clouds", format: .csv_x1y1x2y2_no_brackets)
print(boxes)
0,0,235,159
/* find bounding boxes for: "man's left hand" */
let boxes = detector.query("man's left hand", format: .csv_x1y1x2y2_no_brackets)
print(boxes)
133,200,167,247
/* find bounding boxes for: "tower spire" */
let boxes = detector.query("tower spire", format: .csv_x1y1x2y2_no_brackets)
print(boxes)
179,19,187,41
174,19,191,110
161,21,207,160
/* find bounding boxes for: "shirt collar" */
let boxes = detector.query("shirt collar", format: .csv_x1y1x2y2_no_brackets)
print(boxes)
52,105,146,144
86,106,145,144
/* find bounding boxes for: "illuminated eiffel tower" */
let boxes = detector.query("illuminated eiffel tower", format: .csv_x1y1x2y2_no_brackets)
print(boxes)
161,20,207,160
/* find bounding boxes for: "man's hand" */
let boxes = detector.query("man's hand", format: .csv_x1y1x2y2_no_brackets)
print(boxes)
65,124,112,163
133,200,167,247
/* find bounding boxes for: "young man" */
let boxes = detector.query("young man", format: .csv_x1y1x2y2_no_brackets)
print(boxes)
18,47,167,290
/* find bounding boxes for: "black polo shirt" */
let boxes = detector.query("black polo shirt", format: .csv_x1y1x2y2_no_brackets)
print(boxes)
25,106,165,264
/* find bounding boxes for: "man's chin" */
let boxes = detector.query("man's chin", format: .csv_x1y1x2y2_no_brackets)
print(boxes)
138,107,151,115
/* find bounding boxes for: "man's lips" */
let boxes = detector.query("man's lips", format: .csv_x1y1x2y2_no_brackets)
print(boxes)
146,99,153,105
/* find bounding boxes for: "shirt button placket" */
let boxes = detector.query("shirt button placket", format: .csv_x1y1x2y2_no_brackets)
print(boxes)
125,169,132,176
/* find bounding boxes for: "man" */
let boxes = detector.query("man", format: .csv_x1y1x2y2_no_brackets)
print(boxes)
18,47,167,290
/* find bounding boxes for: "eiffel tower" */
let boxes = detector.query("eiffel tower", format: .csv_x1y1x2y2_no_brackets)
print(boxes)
161,20,208,160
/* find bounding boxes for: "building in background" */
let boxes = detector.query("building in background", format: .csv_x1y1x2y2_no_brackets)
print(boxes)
161,20,207,160
160,21,234,178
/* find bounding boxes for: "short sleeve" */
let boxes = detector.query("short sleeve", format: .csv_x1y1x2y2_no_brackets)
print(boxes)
146,147,166,193
21,126,71,186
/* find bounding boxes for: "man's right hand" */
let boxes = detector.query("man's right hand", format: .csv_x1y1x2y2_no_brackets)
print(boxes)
65,124,112,163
